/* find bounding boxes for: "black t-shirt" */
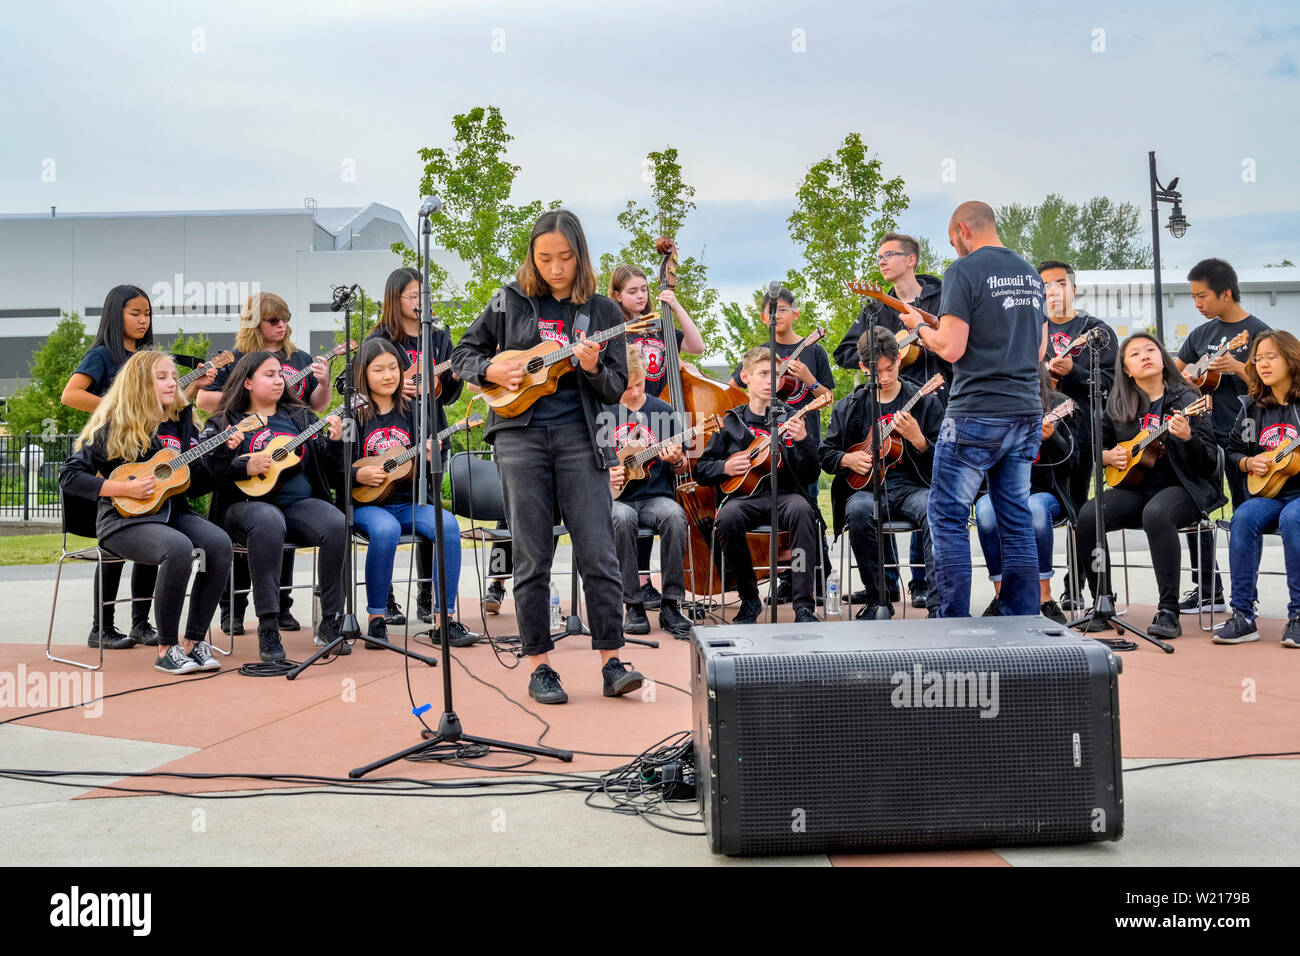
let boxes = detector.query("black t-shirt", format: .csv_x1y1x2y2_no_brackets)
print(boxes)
529,295,584,426
730,338,834,441
938,247,1045,417
1176,314,1270,442
1254,404,1300,500
205,348,319,405
631,327,685,400
1135,396,1178,492
354,406,418,506
73,344,125,397
240,410,313,507
604,395,683,503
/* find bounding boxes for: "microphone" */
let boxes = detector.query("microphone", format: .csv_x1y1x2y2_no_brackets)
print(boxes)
330,284,359,312
766,280,783,300
419,195,442,217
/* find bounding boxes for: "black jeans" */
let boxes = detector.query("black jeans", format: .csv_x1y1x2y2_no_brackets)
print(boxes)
1076,484,1203,613
100,512,233,645
493,423,624,658
845,486,938,612
225,498,345,618
715,492,820,612
611,495,686,604
92,560,156,630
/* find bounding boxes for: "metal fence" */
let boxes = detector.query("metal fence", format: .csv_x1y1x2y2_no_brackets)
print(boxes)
0,432,78,520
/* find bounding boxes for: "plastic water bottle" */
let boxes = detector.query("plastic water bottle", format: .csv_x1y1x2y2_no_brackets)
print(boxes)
826,571,841,616
550,582,562,631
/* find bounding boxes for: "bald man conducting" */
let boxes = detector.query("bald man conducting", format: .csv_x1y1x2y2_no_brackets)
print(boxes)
898,201,1048,617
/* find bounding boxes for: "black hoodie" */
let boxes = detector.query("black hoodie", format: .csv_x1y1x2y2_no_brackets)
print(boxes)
694,403,821,499
833,274,952,391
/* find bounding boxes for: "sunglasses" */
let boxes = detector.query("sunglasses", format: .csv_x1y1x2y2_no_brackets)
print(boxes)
262,316,288,326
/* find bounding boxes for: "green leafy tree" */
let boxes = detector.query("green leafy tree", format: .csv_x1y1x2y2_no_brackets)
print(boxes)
166,328,213,362
5,312,93,436
996,193,1152,269
1265,258,1296,267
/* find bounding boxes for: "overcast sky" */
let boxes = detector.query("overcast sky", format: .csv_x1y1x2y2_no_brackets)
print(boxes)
2,0,1296,306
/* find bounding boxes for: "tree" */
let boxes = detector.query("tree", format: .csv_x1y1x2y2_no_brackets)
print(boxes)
995,193,1152,269
1265,259,1296,267
167,328,213,362
5,312,93,436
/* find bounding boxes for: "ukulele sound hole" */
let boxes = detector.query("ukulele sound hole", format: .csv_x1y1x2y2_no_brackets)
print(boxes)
526,357,545,374
154,465,172,482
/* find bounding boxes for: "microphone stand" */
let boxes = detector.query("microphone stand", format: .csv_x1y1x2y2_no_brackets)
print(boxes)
765,289,784,623
351,202,571,775
1068,330,1166,652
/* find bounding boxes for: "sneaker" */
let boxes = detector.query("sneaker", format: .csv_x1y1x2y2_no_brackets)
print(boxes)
658,600,693,639
732,596,763,625
855,603,894,621
130,622,160,646
767,578,793,606
1148,608,1182,639
528,664,568,704
364,617,387,650
1283,616,1300,648
889,586,903,605
221,608,245,637
278,611,302,631
848,588,872,606
416,592,433,624
1039,600,1067,625
623,603,651,635
483,580,505,615
313,615,351,655
187,640,221,672
384,592,406,626
257,620,286,662
1178,587,1227,615
1211,611,1259,645
982,596,1002,617
87,625,134,650
638,582,663,610
154,644,200,675
1059,593,1081,612
794,606,819,624
445,619,479,648
909,581,929,609
601,657,644,698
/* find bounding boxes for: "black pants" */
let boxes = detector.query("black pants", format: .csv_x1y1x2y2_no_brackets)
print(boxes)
1076,484,1203,613
225,498,345,618
218,550,296,619
845,485,938,612
92,560,156,630
100,511,233,645
715,492,820,612
493,423,624,658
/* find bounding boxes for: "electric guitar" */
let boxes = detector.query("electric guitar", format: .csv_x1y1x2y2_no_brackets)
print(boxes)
233,395,368,497
774,327,828,399
1246,430,1300,499
1184,330,1250,392
178,351,235,389
282,340,357,392
1103,397,1211,488
352,416,484,504
110,414,267,517
478,316,658,418
719,393,833,497
612,414,723,501
844,375,945,490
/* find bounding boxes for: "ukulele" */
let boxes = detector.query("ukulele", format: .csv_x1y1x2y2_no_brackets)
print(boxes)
110,414,267,517
612,413,723,501
774,327,828,398
720,393,833,497
178,351,235,389
352,416,485,504
478,316,658,418
405,356,454,396
1184,330,1250,392
1103,396,1211,488
1245,429,1300,499
1041,398,1078,436
844,374,945,490
282,340,357,392
1046,330,1098,388
233,395,369,497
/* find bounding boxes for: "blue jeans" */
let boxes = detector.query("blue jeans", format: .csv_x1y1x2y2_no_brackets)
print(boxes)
353,501,461,616
1228,494,1300,620
975,492,1059,582
928,416,1041,617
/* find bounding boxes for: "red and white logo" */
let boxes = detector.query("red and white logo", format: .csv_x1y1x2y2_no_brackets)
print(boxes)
284,362,308,400
612,419,653,452
1051,331,1073,357
634,337,667,382
1260,422,1298,450
538,318,569,346
364,426,411,457
249,427,305,464
747,425,793,448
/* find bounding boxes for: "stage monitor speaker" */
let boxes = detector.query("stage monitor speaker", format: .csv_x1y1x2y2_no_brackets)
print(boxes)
692,616,1123,856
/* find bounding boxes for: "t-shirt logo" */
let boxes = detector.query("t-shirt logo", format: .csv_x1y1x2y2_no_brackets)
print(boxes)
405,348,419,367
634,337,667,382
283,362,307,399
612,420,653,452
364,426,411,457
249,427,303,463
747,425,793,448
1260,423,1298,450
158,434,188,452
538,318,569,346
1051,331,1074,357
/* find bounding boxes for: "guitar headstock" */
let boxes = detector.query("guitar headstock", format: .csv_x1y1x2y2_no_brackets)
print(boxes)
655,237,679,293
325,339,358,361
208,350,235,372
1227,330,1250,353
236,413,268,433
1184,397,1211,418
1046,398,1077,424
625,316,660,336
806,326,829,346
805,392,834,414
347,394,369,410
846,280,884,298
920,373,945,396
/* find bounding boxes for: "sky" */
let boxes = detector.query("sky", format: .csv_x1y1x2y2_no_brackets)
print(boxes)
2,0,1297,307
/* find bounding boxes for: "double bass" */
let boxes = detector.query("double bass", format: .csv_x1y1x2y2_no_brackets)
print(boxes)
651,238,776,597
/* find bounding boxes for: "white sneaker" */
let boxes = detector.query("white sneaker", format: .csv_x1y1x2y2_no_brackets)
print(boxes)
187,641,221,672
155,644,201,675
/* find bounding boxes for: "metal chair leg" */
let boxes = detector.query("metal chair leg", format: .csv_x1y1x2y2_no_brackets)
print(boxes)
46,552,105,672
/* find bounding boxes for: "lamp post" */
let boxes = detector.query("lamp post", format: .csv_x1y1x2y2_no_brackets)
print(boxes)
1148,150,1189,344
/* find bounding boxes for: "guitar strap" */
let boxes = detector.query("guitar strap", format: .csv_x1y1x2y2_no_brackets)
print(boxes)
570,307,592,367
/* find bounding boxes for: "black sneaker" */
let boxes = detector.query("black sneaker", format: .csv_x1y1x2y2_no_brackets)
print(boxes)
623,603,651,635
365,617,387,650
732,596,763,625
313,615,351,655
638,582,663,610
187,640,221,672
1039,600,1067,625
528,664,568,704
446,619,479,648
601,657,644,698
658,600,693,639
889,586,903,605
766,578,793,606
130,622,160,646
855,603,894,621
982,596,1002,617
384,592,406,626
1059,594,1081,612
848,588,872,606
416,591,433,624
1178,587,1227,615
87,625,134,650
1212,612,1259,645
278,611,302,631
483,580,505,614
257,620,285,662
1148,608,1182,639
909,581,929,609
794,606,818,623
1283,616,1300,649
221,608,245,636
154,644,200,675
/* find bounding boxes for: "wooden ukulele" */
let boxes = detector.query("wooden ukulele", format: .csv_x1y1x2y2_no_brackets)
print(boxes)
352,416,484,504
478,316,658,418
282,340,357,392
1041,398,1077,437
110,414,267,517
1246,430,1300,499
1185,330,1250,392
178,350,235,389
612,414,723,501
233,395,368,497
1046,330,1097,388
1103,396,1211,488
844,374,945,490
719,393,833,497
774,327,828,398
405,356,454,397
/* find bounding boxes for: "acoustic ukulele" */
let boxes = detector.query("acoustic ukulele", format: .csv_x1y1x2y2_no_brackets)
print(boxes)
844,374,945,490
1103,397,1211,488
1185,330,1250,392
774,327,828,399
719,393,833,497
1246,429,1300,499
233,395,368,497
612,414,723,501
351,416,484,504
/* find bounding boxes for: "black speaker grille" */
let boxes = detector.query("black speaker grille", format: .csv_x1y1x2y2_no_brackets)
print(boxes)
728,646,1106,854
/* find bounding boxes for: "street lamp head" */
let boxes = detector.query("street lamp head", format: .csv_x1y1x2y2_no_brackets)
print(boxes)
1167,201,1189,239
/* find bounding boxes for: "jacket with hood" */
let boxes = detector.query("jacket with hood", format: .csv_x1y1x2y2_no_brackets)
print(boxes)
833,274,951,391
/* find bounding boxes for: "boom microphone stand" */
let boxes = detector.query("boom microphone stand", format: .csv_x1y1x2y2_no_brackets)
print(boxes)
1068,329,1167,652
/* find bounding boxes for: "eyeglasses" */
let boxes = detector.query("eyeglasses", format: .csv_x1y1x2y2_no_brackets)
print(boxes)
1252,353,1281,365
877,251,909,264
775,307,797,316
262,316,288,325
400,294,420,302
